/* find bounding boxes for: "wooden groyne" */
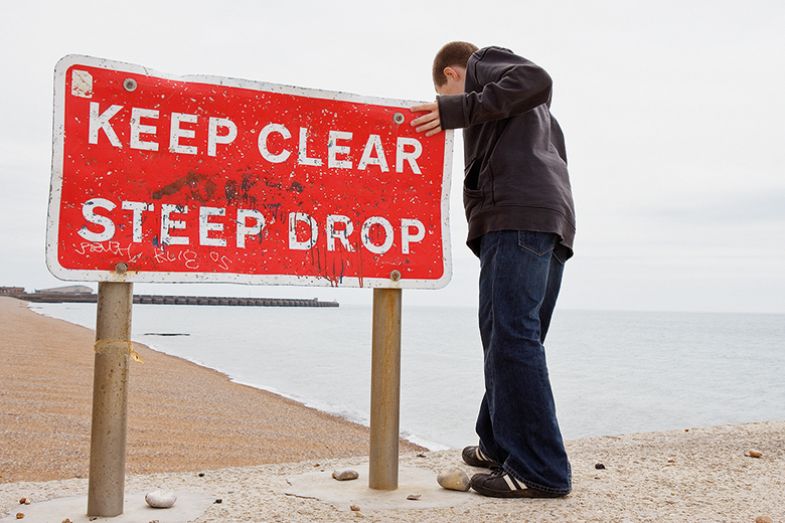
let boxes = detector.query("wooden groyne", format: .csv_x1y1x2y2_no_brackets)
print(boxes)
19,293,339,308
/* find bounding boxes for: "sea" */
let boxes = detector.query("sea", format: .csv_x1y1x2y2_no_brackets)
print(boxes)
30,303,785,450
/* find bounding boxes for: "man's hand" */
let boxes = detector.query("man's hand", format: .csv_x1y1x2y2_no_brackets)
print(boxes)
410,102,442,137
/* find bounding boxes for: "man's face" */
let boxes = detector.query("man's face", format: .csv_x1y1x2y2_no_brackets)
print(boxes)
435,66,466,96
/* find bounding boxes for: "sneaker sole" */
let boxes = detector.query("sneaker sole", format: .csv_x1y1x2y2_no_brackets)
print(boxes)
471,474,568,499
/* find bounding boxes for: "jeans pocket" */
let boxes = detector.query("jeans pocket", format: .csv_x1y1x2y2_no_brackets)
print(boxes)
517,230,557,257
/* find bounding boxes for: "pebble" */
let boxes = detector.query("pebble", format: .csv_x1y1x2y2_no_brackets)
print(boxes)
406,493,422,501
667,458,676,463
332,469,359,481
350,504,361,512
416,452,427,458
755,516,773,523
145,490,177,508
62,519,72,523
18,498,30,505
15,514,23,520
745,449,763,458
595,463,606,469
436,468,471,492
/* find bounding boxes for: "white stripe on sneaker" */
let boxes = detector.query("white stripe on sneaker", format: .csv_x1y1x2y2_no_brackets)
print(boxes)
477,447,488,462
509,474,522,489
502,473,518,491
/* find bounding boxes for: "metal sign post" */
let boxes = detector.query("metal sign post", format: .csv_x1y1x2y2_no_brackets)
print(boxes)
87,281,133,516
368,287,402,490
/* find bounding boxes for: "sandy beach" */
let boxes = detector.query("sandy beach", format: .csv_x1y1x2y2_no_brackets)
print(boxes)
1,296,783,522
0,296,422,484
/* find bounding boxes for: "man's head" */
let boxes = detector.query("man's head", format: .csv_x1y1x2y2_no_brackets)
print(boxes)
432,41,478,95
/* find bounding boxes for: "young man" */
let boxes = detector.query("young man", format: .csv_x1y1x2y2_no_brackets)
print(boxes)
411,42,576,499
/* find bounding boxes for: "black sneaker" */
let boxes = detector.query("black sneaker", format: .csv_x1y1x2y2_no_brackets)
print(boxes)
461,445,499,468
470,469,568,499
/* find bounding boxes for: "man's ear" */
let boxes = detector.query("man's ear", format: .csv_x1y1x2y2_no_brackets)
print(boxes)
443,66,458,81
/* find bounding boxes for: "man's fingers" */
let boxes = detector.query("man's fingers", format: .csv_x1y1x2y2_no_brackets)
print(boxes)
410,112,438,127
410,102,437,113
410,102,440,135
415,118,441,133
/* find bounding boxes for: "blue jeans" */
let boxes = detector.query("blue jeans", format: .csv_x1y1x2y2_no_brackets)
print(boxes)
475,229,572,495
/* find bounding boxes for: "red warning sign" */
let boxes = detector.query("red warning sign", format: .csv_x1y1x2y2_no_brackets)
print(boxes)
47,55,453,288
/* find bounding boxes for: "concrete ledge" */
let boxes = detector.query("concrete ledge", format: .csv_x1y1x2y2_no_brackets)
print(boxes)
0,489,215,523
284,462,478,512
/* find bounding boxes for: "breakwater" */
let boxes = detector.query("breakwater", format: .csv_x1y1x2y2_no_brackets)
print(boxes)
19,293,338,308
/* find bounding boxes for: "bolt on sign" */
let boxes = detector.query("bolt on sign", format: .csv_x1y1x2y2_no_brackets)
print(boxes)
47,55,454,288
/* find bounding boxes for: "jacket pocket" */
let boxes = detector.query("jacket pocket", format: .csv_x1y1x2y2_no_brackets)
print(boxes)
463,157,483,197
517,230,557,256
462,158,487,222
463,156,495,200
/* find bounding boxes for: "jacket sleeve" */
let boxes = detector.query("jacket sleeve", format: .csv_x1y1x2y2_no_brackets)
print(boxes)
438,47,552,130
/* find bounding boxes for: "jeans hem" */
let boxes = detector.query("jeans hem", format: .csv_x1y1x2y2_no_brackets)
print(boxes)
502,462,572,496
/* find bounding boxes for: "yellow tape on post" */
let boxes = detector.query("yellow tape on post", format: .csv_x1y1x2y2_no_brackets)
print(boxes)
94,338,144,364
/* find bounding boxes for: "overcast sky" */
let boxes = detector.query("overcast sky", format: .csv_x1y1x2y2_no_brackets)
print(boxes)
1,0,783,313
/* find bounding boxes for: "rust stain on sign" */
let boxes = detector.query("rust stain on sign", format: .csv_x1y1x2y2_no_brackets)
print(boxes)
152,172,217,202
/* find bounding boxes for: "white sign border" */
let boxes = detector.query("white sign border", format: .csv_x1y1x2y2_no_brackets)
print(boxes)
47,54,453,289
